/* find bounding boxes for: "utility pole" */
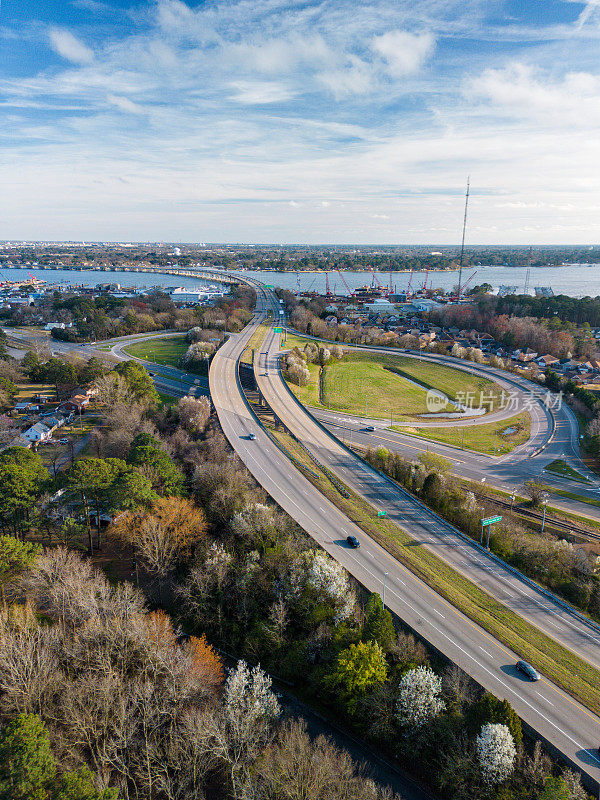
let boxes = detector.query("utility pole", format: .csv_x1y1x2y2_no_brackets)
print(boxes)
456,177,470,300
541,499,548,534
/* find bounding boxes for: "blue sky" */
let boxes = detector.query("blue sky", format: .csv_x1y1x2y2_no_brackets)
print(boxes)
1,0,599,243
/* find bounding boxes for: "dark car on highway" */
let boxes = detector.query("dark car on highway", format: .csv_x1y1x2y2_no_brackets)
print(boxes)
346,535,360,548
364,425,375,432
516,660,540,681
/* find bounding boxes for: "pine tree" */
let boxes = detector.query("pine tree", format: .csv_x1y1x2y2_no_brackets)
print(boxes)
363,593,395,651
0,714,56,800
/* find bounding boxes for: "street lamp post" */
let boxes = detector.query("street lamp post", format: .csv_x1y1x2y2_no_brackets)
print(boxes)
510,493,515,511
382,571,389,609
541,499,548,534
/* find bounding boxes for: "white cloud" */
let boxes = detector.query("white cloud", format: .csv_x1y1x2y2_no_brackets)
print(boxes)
576,0,600,28
48,28,94,64
371,30,435,76
468,62,600,122
229,81,296,105
107,94,145,114
317,59,373,98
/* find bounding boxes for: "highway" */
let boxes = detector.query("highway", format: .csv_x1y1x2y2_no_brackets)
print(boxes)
281,334,600,518
210,286,600,789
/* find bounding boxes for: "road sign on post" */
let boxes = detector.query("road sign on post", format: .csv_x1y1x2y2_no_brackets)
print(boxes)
273,327,283,333
481,515,502,526
480,515,502,549
377,510,387,517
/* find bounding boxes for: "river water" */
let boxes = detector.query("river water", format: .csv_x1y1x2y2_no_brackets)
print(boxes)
4,264,600,298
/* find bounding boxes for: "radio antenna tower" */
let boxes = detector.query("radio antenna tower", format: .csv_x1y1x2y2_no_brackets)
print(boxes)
456,176,470,299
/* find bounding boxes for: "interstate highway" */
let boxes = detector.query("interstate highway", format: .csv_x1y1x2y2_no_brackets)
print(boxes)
255,316,600,670
210,285,600,788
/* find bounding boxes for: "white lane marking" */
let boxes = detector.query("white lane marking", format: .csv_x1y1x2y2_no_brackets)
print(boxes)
535,691,554,707
433,608,445,618
479,646,492,657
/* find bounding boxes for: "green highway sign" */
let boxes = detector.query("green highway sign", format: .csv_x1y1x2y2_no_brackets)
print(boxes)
377,510,387,517
273,327,283,332
481,515,502,525
266,284,275,289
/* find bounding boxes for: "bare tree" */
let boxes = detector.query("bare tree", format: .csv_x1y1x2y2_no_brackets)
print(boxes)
109,497,207,577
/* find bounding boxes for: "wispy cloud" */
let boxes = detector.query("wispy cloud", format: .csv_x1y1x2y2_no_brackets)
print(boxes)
48,28,95,64
229,81,297,105
2,0,600,242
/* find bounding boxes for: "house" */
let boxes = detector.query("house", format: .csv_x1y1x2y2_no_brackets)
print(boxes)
43,414,67,431
13,401,34,414
22,422,52,443
555,359,580,374
517,349,538,363
408,299,441,313
536,355,559,369
60,394,90,413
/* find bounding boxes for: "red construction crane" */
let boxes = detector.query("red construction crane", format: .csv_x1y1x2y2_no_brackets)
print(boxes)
369,267,388,295
459,270,478,296
336,269,354,297
325,271,332,297
406,267,415,298
422,264,430,293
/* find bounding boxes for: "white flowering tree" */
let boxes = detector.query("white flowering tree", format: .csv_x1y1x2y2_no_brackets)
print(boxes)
210,660,281,799
230,503,275,548
289,550,355,623
177,395,211,433
476,723,516,784
397,666,445,728
205,542,233,587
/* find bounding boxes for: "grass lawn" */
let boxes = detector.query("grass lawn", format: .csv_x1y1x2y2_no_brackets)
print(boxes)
123,336,188,366
240,324,269,365
396,412,531,455
15,382,56,401
544,459,590,484
268,426,600,716
283,333,505,419
541,485,600,509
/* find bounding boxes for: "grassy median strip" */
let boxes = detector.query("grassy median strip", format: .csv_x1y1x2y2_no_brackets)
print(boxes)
544,459,590,484
124,335,188,366
284,332,505,414
395,412,531,455
240,323,270,365
268,425,600,715
541,485,600,509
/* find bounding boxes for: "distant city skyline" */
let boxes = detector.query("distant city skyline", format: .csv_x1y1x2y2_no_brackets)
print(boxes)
2,0,600,244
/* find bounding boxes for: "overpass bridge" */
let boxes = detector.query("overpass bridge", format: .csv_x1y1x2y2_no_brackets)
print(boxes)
1,264,240,286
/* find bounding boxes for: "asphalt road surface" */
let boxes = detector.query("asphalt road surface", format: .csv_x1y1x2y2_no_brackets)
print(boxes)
210,285,600,790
